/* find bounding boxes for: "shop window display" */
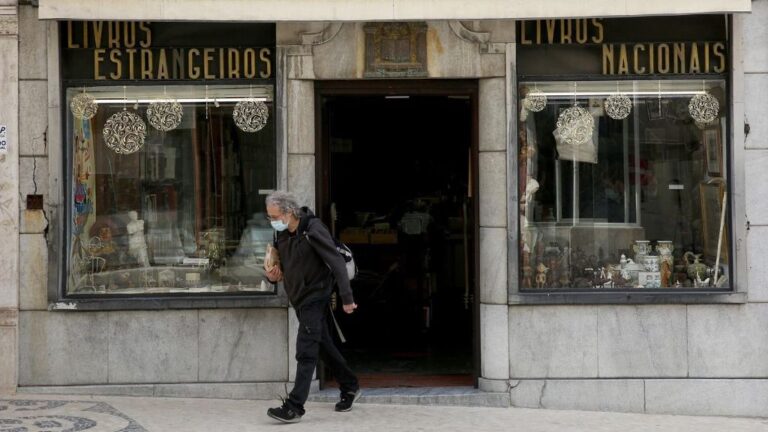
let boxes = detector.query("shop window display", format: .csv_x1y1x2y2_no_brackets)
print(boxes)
518,80,729,290
66,85,276,295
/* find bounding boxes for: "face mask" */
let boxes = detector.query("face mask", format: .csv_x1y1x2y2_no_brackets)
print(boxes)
271,219,289,232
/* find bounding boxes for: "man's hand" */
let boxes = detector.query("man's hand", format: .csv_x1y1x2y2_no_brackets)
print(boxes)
342,302,357,314
265,265,283,282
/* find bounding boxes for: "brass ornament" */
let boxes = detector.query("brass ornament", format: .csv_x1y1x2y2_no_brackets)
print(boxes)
604,93,632,120
688,93,719,124
70,92,98,120
556,106,594,146
103,110,147,154
147,100,183,131
233,99,269,133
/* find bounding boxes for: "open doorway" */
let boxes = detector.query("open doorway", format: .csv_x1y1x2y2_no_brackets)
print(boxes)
316,81,478,388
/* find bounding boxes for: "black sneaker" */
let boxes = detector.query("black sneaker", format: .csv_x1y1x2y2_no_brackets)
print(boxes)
335,390,362,412
267,399,303,423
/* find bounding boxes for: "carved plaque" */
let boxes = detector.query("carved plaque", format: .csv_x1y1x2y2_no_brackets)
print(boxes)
364,22,428,78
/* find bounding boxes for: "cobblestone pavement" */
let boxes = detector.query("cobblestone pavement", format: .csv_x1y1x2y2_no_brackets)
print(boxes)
2,394,768,432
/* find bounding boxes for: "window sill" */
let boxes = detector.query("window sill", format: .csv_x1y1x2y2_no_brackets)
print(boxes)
48,293,289,311
509,290,747,305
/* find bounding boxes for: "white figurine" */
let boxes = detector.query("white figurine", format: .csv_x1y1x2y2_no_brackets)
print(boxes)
126,210,150,267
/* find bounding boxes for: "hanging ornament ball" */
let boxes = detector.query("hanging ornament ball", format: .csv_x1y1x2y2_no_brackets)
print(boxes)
103,110,147,155
147,100,183,131
688,93,719,124
604,93,632,120
233,99,269,132
556,106,594,146
70,92,98,120
523,91,547,112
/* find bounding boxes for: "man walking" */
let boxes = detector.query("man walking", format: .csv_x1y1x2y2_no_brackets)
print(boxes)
264,191,361,423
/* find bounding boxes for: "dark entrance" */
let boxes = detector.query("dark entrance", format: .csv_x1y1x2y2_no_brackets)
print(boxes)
316,81,479,388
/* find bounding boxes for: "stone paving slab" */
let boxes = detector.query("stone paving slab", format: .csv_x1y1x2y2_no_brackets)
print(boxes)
1,393,768,432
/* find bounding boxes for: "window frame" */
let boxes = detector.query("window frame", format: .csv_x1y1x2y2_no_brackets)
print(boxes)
507,15,746,304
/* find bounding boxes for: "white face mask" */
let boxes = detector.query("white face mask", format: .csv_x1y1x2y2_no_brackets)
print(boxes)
271,219,289,232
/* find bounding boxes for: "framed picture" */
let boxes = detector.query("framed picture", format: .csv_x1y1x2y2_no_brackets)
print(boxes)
703,127,723,177
699,181,728,264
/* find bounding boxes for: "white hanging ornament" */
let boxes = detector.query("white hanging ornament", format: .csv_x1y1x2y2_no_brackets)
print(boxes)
688,92,719,124
604,93,632,120
233,99,269,132
70,92,98,120
556,106,594,146
523,91,547,113
103,110,147,154
147,100,183,131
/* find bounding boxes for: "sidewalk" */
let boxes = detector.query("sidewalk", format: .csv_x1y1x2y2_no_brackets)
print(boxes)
1,393,767,432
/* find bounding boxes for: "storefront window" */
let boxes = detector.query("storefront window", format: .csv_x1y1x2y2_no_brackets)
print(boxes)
518,79,729,290
66,84,276,296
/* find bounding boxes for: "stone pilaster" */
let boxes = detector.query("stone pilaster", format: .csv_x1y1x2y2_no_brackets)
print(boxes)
0,1,18,394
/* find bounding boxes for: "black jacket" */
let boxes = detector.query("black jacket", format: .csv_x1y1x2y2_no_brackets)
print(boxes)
275,208,353,308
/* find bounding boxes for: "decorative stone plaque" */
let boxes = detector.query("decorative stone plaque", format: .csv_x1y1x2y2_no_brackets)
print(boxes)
364,22,428,78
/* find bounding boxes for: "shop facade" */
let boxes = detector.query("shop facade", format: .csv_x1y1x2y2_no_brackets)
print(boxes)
2,0,767,418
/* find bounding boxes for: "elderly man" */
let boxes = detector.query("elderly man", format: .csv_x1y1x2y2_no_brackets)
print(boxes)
264,190,361,423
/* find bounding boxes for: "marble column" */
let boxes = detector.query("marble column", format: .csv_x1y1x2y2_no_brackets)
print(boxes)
0,1,19,395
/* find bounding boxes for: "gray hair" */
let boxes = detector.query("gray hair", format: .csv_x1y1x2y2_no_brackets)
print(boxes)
265,190,301,217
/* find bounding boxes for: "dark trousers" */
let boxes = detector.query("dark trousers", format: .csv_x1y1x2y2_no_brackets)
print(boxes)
288,299,358,412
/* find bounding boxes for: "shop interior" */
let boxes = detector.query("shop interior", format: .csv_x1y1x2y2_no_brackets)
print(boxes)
320,93,476,388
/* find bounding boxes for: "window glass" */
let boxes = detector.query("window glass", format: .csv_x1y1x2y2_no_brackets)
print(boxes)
518,80,729,290
67,84,276,295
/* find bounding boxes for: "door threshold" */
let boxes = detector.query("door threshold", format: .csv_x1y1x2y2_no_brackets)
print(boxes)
308,386,509,408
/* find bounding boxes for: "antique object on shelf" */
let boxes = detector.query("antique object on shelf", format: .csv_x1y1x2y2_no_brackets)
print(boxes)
158,269,175,288
642,254,660,272
660,260,672,288
684,251,708,281
655,240,674,266
200,228,226,269
639,271,661,288
70,91,98,120
103,109,147,154
632,240,650,261
621,258,644,286
535,263,549,289
126,211,150,267
521,251,533,288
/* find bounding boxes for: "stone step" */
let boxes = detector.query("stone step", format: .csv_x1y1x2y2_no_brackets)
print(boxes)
308,386,510,408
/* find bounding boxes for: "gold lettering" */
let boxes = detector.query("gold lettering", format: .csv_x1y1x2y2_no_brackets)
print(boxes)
139,22,152,48
227,48,240,79
92,22,104,48
546,20,556,44
243,48,256,79
520,21,532,45
108,21,120,48
173,48,185,79
602,44,614,75
93,49,106,80
535,20,542,44
67,21,79,48
260,48,271,78
157,49,169,79
203,48,215,79
575,19,588,44
125,48,137,79
219,48,225,78
141,49,153,79
109,49,122,80
633,44,646,74
648,43,655,74
704,41,710,72
560,19,572,44
673,43,685,74
658,43,670,74
82,20,88,48
124,22,137,48
591,19,604,43
689,42,700,73
713,42,726,73
618,44,629,74
189,48,201,79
